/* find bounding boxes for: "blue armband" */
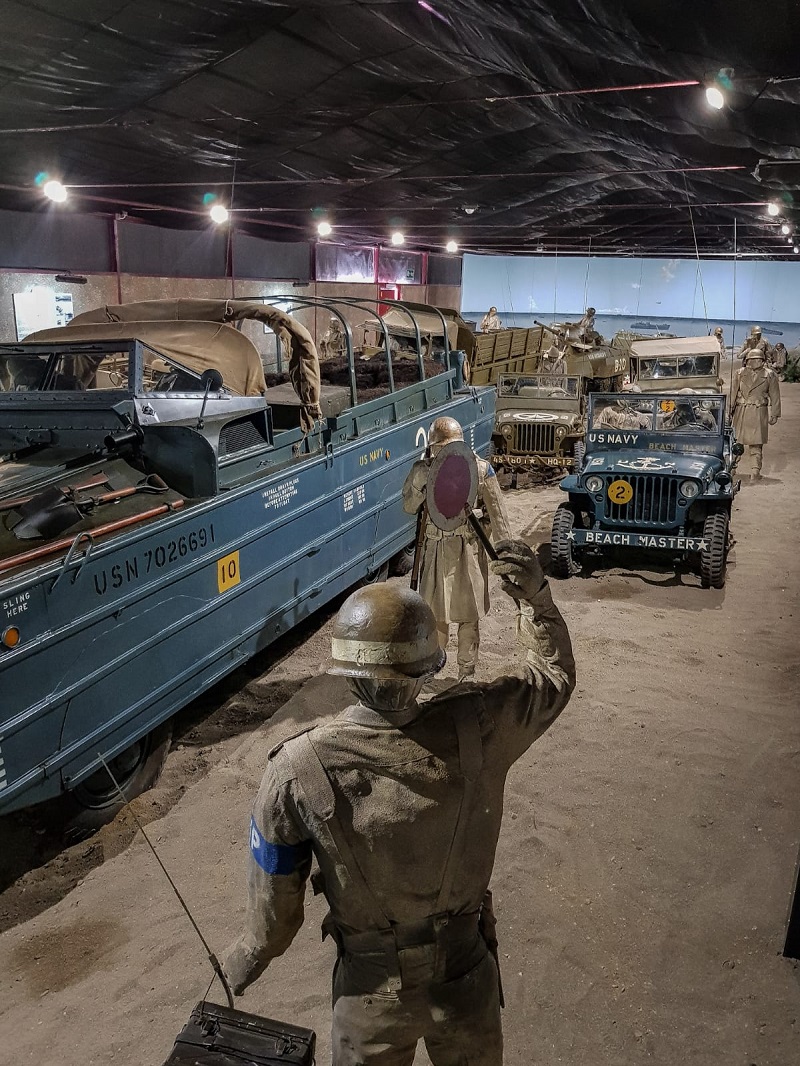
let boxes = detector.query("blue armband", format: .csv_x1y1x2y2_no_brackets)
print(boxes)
249,817,311,875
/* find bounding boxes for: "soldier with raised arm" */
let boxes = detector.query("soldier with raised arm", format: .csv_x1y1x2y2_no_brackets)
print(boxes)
222,539,575,1065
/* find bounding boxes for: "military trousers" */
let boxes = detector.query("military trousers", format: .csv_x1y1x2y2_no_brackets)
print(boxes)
437,620,480,674
331,949,502,1066
748,444,763,475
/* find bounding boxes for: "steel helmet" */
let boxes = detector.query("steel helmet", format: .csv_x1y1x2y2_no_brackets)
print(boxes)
586,307,596,315
489,306,497,314
745,350,765,363
751,325,762,335
428,415,464,447
329,585,445,680
714,326,723,336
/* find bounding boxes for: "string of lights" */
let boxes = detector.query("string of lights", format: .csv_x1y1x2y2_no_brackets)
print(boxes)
24,70,798,257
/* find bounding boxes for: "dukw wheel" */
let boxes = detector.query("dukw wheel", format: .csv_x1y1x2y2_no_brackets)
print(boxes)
46,720,173,839
700,510,728,589
550,505,581,578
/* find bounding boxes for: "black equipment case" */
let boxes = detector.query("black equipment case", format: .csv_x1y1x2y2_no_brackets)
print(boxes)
163,1001,316,1065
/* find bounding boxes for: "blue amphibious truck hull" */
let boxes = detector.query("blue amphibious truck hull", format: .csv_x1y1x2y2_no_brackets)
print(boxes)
0,383,494,813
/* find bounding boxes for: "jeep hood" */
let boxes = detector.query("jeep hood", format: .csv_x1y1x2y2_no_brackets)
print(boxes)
496,410,580,426
582,449,723,478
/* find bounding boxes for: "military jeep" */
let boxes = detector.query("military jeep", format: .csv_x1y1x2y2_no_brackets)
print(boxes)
550,392,741,588
492,374,583,471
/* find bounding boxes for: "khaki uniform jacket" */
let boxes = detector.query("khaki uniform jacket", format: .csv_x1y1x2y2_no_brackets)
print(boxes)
480,313,502,332
401,456,511,624
223,581,575,994
731,366,781,445
740,337,771,364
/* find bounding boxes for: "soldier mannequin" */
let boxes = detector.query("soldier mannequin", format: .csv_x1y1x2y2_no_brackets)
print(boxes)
740,325,770,365
772,342,788,377
402,416,510,680
222,540,575,1065
480,306,502,332
320,316,346,360
578,306,598,344
712,326,725,356
731,350,781,479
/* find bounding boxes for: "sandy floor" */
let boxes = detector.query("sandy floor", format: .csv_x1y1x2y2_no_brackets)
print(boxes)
1,389,799,1065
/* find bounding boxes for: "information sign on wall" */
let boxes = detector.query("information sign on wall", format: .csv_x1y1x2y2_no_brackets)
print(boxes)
12,287,73,340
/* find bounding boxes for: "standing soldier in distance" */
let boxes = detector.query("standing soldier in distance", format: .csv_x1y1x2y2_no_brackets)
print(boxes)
711,326,726,357
739,325,771,365
402,416,510,681
480,306,502,332
222,540,575,1065
731,348,781,479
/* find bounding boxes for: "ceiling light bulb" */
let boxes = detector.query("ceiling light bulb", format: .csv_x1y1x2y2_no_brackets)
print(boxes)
43,179,67,203
445,240,458,253
794,246,799,254
462,204,478,215
781,223,791,234
705,85,725,110
391,231,405,246
767,202,780,217
317,220,332,237
209,204,229,224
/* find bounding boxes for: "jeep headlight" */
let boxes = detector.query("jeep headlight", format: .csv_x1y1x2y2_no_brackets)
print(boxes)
555,425,567,439
501,424,513,438
585,475,603,493
680,480,700,499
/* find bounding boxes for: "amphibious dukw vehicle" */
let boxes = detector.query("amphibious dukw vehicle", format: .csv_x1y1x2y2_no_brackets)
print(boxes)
0,298,494,825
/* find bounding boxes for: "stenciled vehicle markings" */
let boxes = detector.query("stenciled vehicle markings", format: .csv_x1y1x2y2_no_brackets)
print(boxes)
3,590,30,620
262,477,300,512
569,530,708,550
616,456,675,471
93,523,216,596
343,484,366,512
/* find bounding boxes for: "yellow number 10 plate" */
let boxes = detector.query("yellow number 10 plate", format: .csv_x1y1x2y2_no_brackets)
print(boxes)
217,551,241,594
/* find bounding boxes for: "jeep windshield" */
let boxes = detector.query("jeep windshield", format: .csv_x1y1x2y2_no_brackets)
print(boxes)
0,341,210,395
498,374,579,398
590,395,724,434
636,355,717,380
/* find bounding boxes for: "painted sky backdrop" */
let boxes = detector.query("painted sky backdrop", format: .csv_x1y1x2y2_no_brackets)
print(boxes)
462,255,800,324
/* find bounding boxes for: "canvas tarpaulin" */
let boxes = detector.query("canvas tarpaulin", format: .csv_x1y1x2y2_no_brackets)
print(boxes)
66,299,322,430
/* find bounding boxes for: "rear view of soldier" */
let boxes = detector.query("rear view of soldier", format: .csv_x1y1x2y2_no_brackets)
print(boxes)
223,540,575,1065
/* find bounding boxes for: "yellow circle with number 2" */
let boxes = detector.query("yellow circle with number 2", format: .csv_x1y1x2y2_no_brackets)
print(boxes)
607,479,633,505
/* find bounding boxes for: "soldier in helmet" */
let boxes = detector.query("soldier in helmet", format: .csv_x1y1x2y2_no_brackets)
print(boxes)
731,348,781,479
772,342,788,377
480,306,502,332
401,416,510,681
222,540,575,1065
320,316,347,360
578,306,598,344
740,325,770,365
711,326,726,356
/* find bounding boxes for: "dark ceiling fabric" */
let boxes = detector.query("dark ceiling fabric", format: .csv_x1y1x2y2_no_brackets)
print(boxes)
0,208,112,272
1,1,799,256
118,220,227,277
232,233,311,281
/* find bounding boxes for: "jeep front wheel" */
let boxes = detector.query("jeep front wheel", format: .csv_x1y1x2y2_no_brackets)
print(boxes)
551,506,581,578
700,510,728,589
